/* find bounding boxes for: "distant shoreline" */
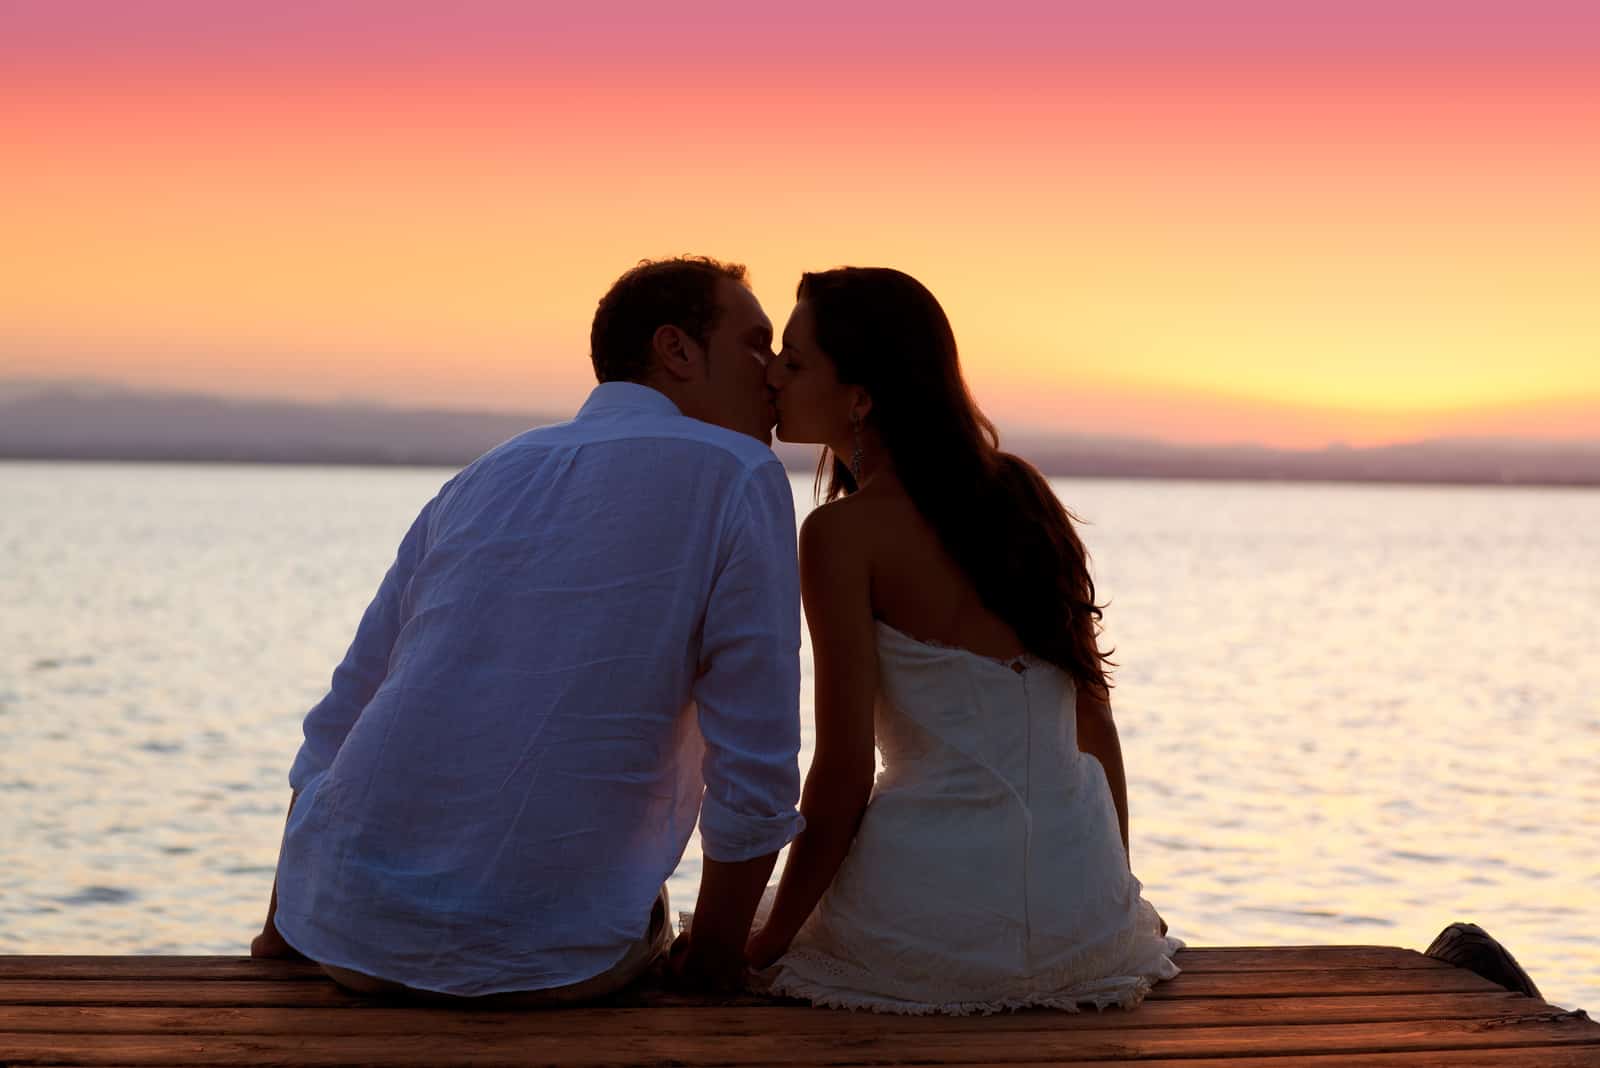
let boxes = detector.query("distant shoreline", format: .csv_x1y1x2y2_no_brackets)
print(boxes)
4,383,1597,489
5,451,1597,490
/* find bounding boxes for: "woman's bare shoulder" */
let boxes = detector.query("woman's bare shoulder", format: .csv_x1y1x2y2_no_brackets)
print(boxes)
801,490,877,531
799,494,870,554
802,487,910,543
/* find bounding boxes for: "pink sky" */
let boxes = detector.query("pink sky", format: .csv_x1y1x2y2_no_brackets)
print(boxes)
3,2,1597,447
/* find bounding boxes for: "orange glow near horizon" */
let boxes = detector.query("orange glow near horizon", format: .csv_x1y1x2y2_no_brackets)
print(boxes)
3,8,1598,448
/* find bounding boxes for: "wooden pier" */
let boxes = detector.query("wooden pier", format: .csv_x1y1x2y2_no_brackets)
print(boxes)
1,945,1595,1066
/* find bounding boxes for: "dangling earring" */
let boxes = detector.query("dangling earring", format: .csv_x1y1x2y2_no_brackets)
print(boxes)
849,412,865,484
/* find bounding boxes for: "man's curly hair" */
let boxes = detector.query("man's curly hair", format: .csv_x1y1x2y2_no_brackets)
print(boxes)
589,256,749,383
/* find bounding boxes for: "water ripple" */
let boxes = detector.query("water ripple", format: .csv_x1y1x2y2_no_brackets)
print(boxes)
2,466,1595,1012
55,886,139,907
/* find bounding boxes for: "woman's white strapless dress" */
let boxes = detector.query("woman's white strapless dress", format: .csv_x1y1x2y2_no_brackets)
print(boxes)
755,621,1183,1014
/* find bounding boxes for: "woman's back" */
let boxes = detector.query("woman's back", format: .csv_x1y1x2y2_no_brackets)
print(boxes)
842,484,1030,666
759,605,1182,1014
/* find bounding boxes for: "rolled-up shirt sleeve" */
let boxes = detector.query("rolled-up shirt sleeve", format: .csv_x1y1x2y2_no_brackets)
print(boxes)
693,461,805,863
288,493,440,791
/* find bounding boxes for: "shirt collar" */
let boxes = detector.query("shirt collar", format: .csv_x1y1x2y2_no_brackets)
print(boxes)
576,381,683,420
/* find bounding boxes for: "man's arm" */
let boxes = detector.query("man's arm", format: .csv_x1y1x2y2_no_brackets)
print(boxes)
255,491,444,952
679,463,804,988
285,493,441,792
250,791,304,958
672,853,779,988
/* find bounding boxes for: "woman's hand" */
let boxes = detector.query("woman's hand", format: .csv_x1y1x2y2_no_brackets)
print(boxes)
744,924,792,970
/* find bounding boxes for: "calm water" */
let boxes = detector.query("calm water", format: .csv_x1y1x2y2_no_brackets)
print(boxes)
2,461,1596,1009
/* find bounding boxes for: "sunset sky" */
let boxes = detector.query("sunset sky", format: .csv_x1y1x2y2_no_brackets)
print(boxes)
3,1,1597,447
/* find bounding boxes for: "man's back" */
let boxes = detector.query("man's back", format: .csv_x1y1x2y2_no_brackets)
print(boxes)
271,383,802,997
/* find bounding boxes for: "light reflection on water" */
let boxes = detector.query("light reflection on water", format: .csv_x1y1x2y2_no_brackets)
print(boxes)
2,462,1596,1009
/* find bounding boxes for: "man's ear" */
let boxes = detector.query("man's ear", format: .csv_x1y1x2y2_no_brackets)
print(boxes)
651,325,701,382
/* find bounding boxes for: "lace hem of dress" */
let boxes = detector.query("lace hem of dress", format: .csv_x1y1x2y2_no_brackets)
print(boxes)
762,948,1183,1016
758,931,1186,1016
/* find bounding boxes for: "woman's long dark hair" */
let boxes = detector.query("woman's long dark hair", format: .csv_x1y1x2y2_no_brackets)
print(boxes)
802,267,1112,696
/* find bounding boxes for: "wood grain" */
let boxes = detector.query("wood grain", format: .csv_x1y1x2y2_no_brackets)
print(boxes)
0,949,1591,1068
2,1016,1598,1066
0,992,1545,1035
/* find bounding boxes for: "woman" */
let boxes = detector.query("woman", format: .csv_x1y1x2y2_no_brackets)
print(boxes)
747,267,1181,1014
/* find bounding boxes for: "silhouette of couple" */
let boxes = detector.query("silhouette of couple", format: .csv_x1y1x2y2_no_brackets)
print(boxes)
254,257,1181,1013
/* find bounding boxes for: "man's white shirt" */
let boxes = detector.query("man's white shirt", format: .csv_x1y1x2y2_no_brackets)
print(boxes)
274,382,803,996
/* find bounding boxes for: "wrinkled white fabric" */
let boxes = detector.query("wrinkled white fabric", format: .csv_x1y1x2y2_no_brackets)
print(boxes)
758,621,1182,1014
274,382,804,997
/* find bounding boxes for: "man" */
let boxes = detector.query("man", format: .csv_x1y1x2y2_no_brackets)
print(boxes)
252,256,803,1001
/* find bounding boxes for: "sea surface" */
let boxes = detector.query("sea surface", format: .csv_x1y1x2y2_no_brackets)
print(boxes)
2,461,1597,1009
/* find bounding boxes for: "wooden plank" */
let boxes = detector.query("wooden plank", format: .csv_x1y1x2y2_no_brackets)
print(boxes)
0,980,794,1011
1144,966,1506,998
0,947,1450,983
0,992,1543,1035
0,959,324,983
970,1053,1600,1068
0,966,1503,1011
0,979,816,1011
0,982,369,1009
2,1016,1596,1066
18,1057,1600,1068
0,963,1507,1010
1170,947,1451,973
617,965,1509,1007
21,1058,1590,1068
9,1061,1586,1068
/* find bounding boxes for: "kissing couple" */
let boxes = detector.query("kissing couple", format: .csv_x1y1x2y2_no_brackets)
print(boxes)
252,256,1183,1013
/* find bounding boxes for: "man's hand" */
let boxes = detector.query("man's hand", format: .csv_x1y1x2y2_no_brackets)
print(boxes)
250,920,306,961
665,930,747,993
671,850,778,992
252,793,306,961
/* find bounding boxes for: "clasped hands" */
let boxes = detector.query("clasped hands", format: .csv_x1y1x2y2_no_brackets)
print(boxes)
663,924,789,993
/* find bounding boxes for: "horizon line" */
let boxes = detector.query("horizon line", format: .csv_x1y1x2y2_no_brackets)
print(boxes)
3,374,1600,457
5,375,1599,455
